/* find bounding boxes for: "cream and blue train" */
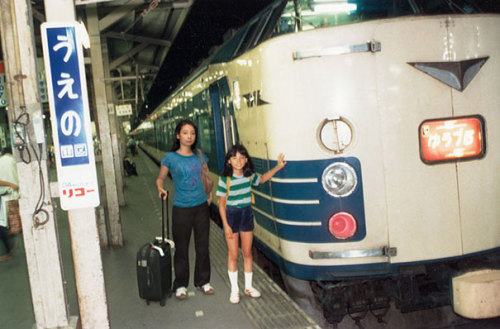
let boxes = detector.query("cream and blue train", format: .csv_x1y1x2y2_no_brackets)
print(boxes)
133,0,500,324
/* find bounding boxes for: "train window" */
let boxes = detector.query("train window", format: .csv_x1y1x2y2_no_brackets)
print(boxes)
234,19,260,58
272,0,500,37
412,0,500,14
192,92,218,172
256,0,288,44
250,10,273,48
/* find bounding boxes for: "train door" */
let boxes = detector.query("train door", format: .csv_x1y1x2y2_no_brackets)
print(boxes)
209,78,239,172
373,21,463,263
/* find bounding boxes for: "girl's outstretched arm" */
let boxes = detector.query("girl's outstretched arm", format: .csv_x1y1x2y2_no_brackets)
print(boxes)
260,153,287,184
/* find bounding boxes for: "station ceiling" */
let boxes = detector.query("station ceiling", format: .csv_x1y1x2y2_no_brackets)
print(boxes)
27,0,193,118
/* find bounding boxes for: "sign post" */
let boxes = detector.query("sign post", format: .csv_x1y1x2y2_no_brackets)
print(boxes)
41,18,110,328
41,22,99,210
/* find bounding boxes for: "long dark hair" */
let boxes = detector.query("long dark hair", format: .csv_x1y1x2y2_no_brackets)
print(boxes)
221,144,254,177
170,119,198,152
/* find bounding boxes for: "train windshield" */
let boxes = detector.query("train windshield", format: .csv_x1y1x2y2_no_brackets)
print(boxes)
273,0,500,35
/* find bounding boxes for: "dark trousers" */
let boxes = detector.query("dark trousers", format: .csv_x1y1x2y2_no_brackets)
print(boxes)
0,226,11,254
172,202,210,289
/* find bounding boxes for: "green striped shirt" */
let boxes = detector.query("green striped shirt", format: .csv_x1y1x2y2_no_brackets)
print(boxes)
216,174,260,208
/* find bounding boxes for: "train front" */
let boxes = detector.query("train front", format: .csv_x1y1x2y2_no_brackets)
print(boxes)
239,0,500,322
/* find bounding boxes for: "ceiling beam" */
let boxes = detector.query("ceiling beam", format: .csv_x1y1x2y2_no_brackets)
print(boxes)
135,62,160,71
97,0,192,32
168,3,190,44
32,7,45,23
92,0,193,8
109,42,149,70
103,31,171,47
98,0,140,32
104,74,155,82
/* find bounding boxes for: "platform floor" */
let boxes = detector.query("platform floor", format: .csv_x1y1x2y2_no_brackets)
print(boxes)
0,150,320,329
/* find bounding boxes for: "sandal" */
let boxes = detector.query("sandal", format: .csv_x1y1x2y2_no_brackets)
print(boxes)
244,287,261,298
229,291,240,304
175,287,187,300
200,283,214,295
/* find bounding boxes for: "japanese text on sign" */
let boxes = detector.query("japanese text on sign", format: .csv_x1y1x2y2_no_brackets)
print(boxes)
42,22,99,210
419,116,485,164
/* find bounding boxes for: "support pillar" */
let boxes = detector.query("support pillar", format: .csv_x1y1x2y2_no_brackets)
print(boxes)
42,0,111,328
102,39,125,207
86,4,123,246
0,0,69,328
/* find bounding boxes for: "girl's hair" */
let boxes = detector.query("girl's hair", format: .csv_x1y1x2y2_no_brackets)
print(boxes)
170,119,198,152
221,144,255,177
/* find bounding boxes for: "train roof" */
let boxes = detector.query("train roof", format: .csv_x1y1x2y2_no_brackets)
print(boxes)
166,0,286,92
134,0,500,133
134,0,285,131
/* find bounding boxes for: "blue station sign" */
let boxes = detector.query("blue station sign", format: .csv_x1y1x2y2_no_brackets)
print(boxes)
41,22,99,210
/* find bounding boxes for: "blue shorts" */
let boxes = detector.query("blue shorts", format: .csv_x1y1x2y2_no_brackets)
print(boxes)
225,206,254,233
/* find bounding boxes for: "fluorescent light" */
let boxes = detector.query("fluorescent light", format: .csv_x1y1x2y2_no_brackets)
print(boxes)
311,3,357,13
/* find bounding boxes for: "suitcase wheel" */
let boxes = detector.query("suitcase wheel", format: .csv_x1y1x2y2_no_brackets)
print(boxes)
160,299,166,307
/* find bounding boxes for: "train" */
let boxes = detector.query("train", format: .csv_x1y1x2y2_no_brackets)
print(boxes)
132,0,500,324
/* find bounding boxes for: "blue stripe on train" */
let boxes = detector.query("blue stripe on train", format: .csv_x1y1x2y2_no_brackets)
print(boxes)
251,156,366,243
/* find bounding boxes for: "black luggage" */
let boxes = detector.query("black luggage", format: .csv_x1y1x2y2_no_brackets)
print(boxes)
123,157,138,176
137,197,173,306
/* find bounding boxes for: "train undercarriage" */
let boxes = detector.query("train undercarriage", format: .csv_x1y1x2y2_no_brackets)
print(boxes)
256,246,500,326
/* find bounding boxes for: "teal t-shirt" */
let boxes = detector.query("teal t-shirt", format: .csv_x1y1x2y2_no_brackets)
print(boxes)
161,151,208,207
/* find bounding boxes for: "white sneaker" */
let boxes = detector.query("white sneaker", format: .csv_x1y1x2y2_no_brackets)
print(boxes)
229,291,240,304
175,287,187,300
200,283,214,295
244,287,261,298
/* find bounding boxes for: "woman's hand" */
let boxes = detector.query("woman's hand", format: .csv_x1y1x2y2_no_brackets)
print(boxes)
158,188,168,200
156,165,169,199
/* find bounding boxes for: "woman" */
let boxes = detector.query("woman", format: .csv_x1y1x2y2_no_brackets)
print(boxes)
156,119,214,299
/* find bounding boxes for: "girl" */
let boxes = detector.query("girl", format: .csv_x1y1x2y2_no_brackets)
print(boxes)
156,119,214,300
216,144,286,304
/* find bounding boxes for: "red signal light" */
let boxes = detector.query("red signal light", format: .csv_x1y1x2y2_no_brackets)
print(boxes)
328,212,357,239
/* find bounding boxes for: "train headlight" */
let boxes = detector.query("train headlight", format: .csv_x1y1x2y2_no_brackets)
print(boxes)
328,212,357,239
321,162,357,197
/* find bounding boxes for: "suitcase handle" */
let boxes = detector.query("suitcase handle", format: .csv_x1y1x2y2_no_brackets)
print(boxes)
161,194,169,241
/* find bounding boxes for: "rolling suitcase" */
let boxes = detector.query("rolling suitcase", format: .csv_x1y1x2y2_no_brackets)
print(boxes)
137,196,173,306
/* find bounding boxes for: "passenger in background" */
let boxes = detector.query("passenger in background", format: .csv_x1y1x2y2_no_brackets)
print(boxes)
216,144,286,304
93,136,101,155
48,144,55,168
127,137,137,156
156,119,214,300
0,145,20,261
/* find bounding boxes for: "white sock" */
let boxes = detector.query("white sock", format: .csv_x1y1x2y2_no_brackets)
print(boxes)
228,270,238,293
244,272,253,290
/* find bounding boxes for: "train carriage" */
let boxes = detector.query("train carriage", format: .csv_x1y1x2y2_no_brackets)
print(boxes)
133,0,500,324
